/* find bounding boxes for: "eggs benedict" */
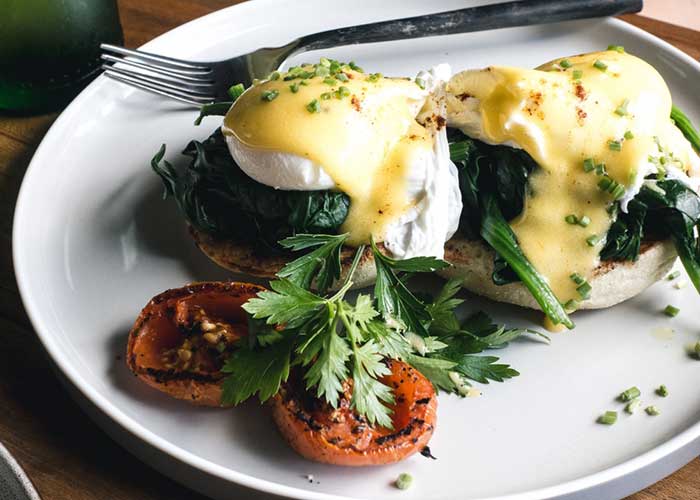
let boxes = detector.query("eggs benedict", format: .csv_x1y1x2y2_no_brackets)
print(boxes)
157,59,461,286
441,48,700,329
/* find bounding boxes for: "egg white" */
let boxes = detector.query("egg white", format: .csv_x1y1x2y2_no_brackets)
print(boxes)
223,65,462,259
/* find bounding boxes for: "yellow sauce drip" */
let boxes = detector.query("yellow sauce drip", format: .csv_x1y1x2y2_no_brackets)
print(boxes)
223,69,433,246
448,51,698,303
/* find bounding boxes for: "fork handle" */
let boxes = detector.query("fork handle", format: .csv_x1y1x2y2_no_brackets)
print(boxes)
297,0,642,52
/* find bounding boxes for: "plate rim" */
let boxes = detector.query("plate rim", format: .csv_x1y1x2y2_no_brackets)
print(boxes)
12,3,700,499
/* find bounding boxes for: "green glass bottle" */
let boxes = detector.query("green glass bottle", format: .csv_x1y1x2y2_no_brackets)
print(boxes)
0,0,124,112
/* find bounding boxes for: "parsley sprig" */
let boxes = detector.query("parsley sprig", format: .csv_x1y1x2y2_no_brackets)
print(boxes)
222,234,547,427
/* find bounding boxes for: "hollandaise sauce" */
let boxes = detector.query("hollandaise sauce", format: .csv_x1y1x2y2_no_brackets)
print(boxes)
223,64,433,246
448,50,696,304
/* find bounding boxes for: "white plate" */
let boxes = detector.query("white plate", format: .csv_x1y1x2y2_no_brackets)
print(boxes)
13,1,700,499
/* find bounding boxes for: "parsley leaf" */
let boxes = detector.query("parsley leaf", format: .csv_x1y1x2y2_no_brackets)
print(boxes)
277,233,348,294
221,335,294,404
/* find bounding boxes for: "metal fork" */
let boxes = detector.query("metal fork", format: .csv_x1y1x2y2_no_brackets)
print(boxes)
101,0,641,107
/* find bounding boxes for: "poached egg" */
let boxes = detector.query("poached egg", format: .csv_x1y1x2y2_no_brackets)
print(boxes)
446,49,700,304
221,62,461,259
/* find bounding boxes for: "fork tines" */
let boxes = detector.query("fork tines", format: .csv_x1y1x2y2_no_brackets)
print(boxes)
100,44,216,105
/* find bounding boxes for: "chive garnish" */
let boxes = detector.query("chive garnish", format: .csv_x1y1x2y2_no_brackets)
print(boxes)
595,163,607,175
334,86,350,99
577,281,592,299
368,72,382,83
667,271,681,280
319,57,331,67
615,99,630,116
598,177,612,191
228,83,245,100
260,89,279,101
348,61,363,72
578,215,591,227
336,72,349,82
611,183,625,199
624,130,634,140
619,386,641,402
593,60,608,71
315,65,330,77
645,405,661,416
395,473,413,490
597,411,617,425
570,273,586,286
289,83,299,93
586,234,600,247
583,158,595,172
565,214,578,225
656,385,669,397
268,71,280,81
625,399,641,414
306,99,320,113
608,140,622,152
560,58,572,69
573,69,583,80
663,305,680,317
415,77,426,89
320,92,331,100
694,342,700,359
563,299,579,312
607,45,625,53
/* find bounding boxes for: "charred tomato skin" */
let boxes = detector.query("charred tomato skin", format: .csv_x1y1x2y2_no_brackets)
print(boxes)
271,359,437,466
126,281,264,406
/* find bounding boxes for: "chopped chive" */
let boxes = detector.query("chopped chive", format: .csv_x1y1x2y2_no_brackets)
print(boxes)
563,299,579,312
583,158,595,172
611,183,626,200
578,215,591,227
608,140,622,152
624,130,635,140
565,214,579,225
299,79,309,86
336,72,349,82
334,86,351,99
645,405,661,416
395,473,413,490
560,58,572,69
323,77,336,85
656,385,669,397
663,305,680,317
570,273,586,285
306,99,320,113
314,65,330,77
607,45,625,53
367,72,382,83
329,60,341,73
625,399,642,414
268,71,280,81
319,57,331,67
595,163,607,175
674,280,688,290
586,234,600,247
598,177,612,191
260,89,279,101
227,83,245,100
615,99,630,116
289,83,299,93
597,411,617,425
320,92,332,100
415,77,426,89
348,61,363,72
573,69,583,80
577,281,592,300
667,271,681,280
619,386,641,402
593,60,608,71
694,341,700,358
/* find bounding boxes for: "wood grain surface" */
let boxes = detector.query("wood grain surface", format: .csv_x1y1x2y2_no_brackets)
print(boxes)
0,2,698,499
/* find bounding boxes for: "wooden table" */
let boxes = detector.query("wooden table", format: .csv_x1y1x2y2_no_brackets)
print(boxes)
1,2,699,499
